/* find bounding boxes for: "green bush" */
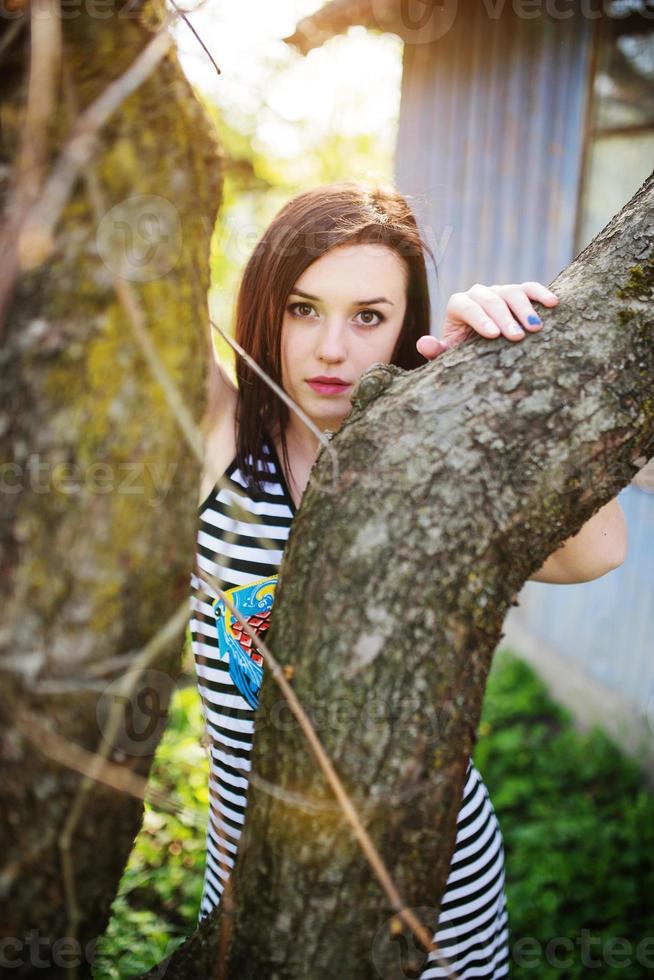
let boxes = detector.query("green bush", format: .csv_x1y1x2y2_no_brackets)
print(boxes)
476,647,654,979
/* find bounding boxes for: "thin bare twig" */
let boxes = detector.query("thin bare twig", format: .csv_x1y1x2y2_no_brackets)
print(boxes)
14,0,61,215
0,11,179,336
170,0,222,76
54,597,189,978
13,703,206,828
18,15,175,267
202,567,458,979
210,318,342,499
0,18,27,62
5,695,207,980
0,0,61,337
82,159,206,463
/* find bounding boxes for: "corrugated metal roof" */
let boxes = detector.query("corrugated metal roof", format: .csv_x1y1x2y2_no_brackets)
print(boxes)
283,0,399,54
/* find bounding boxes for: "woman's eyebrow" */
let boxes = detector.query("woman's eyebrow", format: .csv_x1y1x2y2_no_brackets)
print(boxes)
290,288,394,306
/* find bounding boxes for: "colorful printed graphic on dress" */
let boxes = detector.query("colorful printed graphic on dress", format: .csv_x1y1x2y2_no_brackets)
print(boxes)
212,575,278,709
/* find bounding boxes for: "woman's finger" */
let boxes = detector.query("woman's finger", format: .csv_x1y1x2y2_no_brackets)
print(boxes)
416,335,447,359
445,292,502,339
485,284,547,334
466,285,528,340
519,281,559,306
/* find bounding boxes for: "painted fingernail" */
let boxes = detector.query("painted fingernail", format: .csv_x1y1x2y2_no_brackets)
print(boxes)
507,323,524,336
527,315,542,325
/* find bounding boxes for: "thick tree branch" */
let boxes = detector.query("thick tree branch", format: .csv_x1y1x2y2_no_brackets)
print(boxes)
147,169,654,979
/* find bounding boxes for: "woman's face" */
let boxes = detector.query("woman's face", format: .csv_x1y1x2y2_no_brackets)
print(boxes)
280,243,408,434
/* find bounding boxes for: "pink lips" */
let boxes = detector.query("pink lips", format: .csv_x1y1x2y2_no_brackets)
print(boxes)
306,377,351,396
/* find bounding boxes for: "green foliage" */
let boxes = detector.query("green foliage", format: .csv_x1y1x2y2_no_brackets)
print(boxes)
477,647,654,979
92,674,209,979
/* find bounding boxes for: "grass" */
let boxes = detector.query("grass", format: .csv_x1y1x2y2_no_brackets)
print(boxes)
93,647,654,978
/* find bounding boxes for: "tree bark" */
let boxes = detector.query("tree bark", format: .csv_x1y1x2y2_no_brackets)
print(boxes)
143,170,654,980
0,10,222,978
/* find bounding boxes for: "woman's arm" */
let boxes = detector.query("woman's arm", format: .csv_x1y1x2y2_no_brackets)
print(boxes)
198,326,239,505
416,282,629,586
528,497,628,583
204,328,238,422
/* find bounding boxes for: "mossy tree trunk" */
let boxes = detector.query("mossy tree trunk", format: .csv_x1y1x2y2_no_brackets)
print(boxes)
0,10,222,978
141,172,654,980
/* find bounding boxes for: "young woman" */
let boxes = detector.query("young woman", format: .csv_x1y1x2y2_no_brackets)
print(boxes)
189,180,627,978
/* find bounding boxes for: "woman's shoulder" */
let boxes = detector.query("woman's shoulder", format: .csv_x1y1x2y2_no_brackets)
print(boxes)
198,385,238,507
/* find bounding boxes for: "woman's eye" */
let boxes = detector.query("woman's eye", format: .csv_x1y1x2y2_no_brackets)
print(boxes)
355,309,384,327
288,302,315,318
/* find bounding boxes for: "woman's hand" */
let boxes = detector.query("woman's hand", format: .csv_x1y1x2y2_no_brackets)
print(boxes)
416,281,559,359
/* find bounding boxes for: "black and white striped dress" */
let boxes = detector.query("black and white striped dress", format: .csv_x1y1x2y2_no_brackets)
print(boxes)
189,433,510,978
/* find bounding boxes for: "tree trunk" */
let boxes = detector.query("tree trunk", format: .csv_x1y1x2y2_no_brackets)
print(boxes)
142,170,654,980
0,11,222,978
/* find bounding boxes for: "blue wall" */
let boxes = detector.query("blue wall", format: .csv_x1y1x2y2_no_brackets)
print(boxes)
519,485,654,722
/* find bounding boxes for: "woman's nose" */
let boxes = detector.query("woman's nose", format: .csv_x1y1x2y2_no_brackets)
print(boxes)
315,320,347,362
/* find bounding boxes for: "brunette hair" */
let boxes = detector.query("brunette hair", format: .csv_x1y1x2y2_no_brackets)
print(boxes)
206,179,436,497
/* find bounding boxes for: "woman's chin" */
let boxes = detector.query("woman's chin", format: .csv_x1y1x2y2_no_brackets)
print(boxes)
308,408,348,433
